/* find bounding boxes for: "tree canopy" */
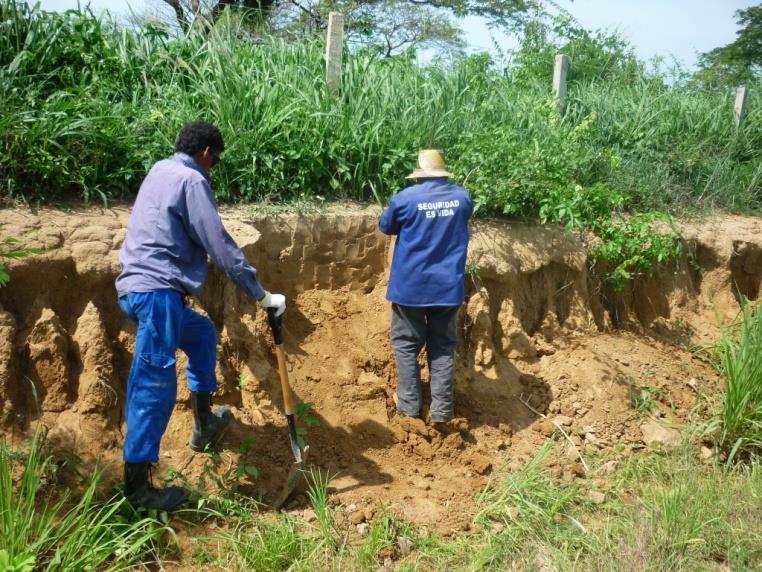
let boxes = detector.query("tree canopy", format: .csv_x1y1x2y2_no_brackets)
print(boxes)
696,6,762,87
150,0,542,56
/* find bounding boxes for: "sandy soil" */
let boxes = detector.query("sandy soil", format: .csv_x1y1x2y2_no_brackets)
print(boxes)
1,205,759,532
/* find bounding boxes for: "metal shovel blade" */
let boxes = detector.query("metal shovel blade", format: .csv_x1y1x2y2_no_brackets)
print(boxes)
273,444,309,510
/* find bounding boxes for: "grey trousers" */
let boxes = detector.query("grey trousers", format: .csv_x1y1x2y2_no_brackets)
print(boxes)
391,303,460,422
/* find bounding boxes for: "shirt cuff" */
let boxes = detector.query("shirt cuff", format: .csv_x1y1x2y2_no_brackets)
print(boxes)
251,282,267,301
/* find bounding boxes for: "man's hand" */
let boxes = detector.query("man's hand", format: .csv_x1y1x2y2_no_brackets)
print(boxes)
259,291,286,317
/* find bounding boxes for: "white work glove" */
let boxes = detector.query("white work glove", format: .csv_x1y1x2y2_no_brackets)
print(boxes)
259,291,286,317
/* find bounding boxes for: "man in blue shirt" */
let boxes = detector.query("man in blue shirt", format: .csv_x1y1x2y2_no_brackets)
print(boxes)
379,149,473,424
116,121,286,512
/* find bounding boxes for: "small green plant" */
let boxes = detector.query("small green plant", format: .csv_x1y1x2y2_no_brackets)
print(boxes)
0,549,35,572
673,318,695,348
216,513,319,570
190,436,259,500
295,400,319,449
648,485,718,567
539,185,684,290
0,226,43,287
631,384,665,416
465,261,481,278
475,439,580,552
355,511,415,568
465,261,482,290
705,302,762,463
593,213,683,291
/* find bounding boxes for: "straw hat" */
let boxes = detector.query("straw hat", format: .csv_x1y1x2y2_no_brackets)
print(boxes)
406,149,452,179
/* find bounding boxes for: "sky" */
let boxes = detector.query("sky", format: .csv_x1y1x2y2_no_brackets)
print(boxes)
36,0,758,70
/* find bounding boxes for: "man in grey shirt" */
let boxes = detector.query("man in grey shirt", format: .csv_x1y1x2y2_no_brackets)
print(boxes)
116,121,285,512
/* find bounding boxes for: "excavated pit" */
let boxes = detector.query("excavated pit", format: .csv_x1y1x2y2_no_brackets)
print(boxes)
0,206,760,532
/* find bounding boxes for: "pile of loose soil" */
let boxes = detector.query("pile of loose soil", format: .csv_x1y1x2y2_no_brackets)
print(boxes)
0,206,758,532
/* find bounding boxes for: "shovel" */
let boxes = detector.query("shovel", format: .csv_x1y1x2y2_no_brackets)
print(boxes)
267,307,309,509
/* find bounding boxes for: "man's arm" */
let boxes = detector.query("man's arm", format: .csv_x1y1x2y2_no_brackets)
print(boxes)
184,179,267,301
379,195,402,235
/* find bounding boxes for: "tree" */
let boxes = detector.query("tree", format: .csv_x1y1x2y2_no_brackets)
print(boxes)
196,0,540,29
508,14,643,85
141,0,275,33
696,6,762,87
142,0,539,57
352,2,465,56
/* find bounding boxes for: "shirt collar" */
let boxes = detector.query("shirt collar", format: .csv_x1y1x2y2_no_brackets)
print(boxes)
173,152,211,182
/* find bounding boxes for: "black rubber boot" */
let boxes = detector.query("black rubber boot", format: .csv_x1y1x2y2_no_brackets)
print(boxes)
124,462,188,512
189,391,231,452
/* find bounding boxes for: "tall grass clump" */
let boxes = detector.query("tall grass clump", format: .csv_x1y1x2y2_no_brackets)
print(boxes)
0,428,169,571
213,515,319,571
706,302,762,462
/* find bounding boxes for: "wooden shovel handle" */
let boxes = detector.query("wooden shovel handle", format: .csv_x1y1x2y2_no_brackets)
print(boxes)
274,344,297,415
267,308,297,416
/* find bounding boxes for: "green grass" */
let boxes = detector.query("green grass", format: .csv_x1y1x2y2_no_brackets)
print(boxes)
399,445,761,571
0,428,170,571
1,0,760,214
210,514,321,571
1,429,759,570
705,302,762,463
161,443,761,571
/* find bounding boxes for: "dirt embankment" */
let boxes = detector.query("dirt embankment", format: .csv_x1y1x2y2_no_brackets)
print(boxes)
0,206,759,532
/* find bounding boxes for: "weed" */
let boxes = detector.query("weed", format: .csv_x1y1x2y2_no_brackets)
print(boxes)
630,384,666,416
0,428,169,570
354,510,415,568
705,301,762,462
475,439,582,562
305,468,337,549
0,226,45,287
164,436,260,518
673,317,695,348
211,509,320,571
295,400,319,449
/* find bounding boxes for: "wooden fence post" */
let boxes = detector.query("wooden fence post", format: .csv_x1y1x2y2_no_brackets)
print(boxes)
553,54,569,111
325,12,344,96
734,85,748,128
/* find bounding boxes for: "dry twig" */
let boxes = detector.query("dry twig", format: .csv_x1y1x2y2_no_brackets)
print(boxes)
518,393,589,473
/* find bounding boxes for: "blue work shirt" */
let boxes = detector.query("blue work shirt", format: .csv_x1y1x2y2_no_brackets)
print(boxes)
116,153,266,301
379,178,473,307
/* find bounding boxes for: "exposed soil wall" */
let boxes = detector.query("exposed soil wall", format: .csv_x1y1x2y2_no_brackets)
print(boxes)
0,206,759,531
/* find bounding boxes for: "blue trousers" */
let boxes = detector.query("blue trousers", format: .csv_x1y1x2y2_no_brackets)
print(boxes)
118,291,217,463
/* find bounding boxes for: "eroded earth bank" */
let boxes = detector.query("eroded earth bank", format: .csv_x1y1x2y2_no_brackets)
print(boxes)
0,206,760,532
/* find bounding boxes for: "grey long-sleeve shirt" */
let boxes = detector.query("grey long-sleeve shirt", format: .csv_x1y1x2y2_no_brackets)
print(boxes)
115,153,266,301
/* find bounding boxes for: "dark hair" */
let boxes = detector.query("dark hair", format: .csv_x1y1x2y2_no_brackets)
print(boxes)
175,121,224,156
